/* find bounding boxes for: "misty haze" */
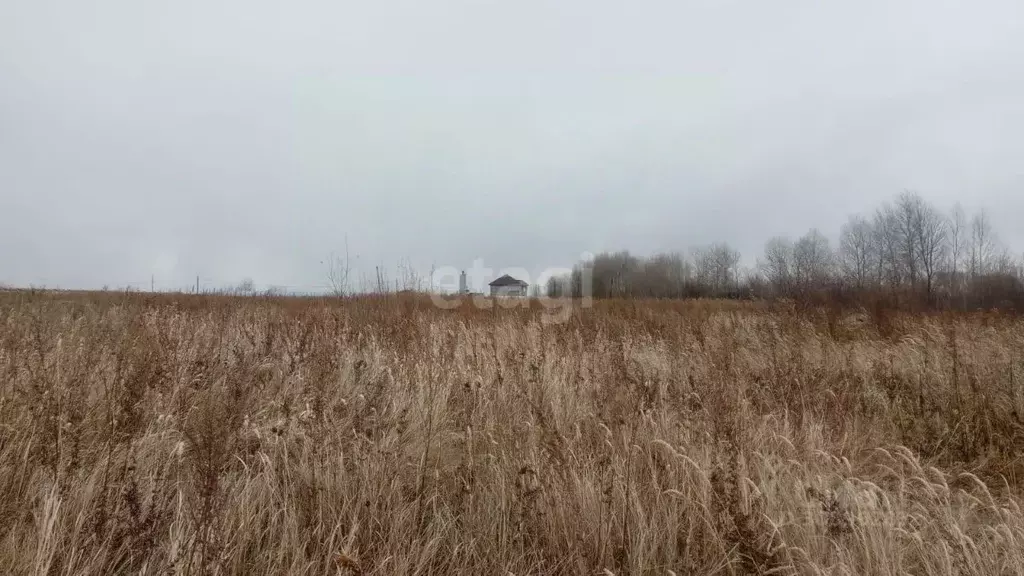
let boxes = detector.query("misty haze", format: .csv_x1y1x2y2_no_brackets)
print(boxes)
2,1,1024,575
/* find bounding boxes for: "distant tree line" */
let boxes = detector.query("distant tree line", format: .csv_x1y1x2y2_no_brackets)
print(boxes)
549,191,1024,310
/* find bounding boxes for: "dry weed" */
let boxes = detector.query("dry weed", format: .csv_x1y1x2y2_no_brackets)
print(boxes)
0,291,1022,575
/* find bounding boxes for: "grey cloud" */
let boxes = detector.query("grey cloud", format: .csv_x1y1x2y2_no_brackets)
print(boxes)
2,0,1023,290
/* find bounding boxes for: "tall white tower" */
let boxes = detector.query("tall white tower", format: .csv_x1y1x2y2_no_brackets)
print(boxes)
459,270,468,294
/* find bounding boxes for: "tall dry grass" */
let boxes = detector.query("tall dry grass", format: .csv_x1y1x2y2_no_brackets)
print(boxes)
1,291,1023,575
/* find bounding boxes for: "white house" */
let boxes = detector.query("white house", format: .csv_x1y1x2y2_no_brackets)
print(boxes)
489,274,529,297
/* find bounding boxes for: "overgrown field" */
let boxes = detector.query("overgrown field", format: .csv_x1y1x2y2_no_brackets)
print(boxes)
1,292,1024,575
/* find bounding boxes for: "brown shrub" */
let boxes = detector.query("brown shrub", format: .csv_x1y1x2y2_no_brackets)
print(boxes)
0,290,1022,575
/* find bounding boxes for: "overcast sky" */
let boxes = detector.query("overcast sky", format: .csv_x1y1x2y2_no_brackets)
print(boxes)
2,0,1023,291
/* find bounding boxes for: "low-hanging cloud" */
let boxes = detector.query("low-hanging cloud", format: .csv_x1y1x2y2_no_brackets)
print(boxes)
2,0,1023,291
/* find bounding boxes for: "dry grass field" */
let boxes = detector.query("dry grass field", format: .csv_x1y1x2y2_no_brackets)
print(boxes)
1,291,1024,575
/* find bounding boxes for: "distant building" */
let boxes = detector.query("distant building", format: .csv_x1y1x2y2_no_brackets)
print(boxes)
489,274,529,297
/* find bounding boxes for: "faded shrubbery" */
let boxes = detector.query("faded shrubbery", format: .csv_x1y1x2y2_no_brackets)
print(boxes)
549,192,1024,311
1,290,1023,575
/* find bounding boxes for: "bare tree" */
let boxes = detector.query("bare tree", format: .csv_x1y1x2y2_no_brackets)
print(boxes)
546,274,572,298
916,203,948,299
235,277,255,294
872,203,903,290
970,210,997,280
947,204,968,299
894,192,923,289
991,248,1019,275
552,191,1021,308
713,243,742,295
760,237,793,296
397,257,423,292
588,251,641,298
570,251,696,299
634,252,690,298
692,247,713,292
793,229,834,292
839,216,874,289
894,191,947,297
327,235,352,297
693,243,741,296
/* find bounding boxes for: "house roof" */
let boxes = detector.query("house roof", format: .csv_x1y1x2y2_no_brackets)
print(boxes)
488,274,528,287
